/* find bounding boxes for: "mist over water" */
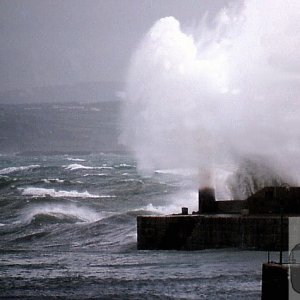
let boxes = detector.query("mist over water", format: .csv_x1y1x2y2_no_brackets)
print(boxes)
121,0,300,199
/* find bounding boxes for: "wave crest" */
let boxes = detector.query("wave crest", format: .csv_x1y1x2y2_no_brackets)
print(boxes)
24,204,103,224
20,187,101,198
66,158,86,162
42,178,65,184
64,164,94,170
64,164,114,171
0,165,40,175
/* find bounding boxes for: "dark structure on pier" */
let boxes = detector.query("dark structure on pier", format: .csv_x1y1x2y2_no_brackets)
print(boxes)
137,187,300,250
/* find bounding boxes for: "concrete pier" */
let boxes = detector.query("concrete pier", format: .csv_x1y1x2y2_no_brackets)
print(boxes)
137,187,300,251
137,214,288,250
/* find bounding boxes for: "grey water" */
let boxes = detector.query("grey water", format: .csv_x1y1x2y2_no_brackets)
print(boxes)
0,152,265,299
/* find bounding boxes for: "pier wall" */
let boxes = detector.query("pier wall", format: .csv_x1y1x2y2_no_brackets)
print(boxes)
137,215,288,250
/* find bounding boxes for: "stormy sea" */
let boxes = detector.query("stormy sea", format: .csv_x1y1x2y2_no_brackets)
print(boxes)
0,152,266,299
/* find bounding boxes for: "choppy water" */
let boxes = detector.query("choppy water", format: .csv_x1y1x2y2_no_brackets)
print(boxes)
0,153,265,299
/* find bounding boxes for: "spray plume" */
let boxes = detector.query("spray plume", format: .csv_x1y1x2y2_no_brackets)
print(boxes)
121,0,300,199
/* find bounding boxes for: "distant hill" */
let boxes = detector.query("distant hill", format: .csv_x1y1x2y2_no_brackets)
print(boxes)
0,101,127,154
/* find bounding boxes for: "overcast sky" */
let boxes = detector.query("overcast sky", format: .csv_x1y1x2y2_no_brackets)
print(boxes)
0,0,230,92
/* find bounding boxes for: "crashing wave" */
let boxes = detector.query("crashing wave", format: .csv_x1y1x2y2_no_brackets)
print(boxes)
23,204,104,224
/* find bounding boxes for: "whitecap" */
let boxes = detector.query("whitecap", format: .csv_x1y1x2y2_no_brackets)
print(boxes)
99,166,114,170
83,173,107,177
42,178,65,184
0,165,40,175
116,163,135,168
64,164,94,170
64,164,113,171
66,158,86,162
20,187,100,198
